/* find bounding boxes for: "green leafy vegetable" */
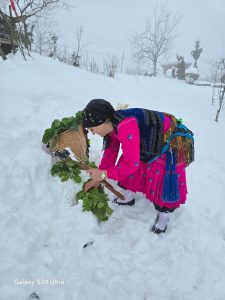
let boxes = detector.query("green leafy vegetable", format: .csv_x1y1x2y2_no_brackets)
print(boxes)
76,186,113,222
50,160,113,222
45,110,113,222
51,159,82,184
42,110,84,145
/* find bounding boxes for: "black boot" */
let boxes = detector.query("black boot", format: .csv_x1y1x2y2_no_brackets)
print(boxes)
150,213,168,234
151,224,167,234
113,197,135,206
112,190,135,206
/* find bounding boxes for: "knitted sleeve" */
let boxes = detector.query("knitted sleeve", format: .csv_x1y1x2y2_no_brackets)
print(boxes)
98,132,120,170
106,117,140,181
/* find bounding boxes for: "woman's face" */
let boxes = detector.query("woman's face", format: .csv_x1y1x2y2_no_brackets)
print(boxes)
88,121,113,137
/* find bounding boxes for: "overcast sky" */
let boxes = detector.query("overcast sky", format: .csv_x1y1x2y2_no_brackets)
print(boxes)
54,0,225,77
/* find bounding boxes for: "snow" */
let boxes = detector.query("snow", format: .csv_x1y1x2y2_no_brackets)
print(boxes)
185,66,200,75
1,53,225,300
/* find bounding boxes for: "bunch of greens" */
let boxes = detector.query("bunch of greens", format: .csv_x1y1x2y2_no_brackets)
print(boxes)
42,110,83,146
44,110,113,222
76,185,113,222
51,159,82,183
51,160,113,222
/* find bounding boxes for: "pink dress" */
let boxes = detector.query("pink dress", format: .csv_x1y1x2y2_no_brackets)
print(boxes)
99,117,187,209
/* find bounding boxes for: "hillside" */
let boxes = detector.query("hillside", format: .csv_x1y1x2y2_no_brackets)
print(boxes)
0,53,225,300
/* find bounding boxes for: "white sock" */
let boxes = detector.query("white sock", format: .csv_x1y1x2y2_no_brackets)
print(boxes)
116,190,134,203
155,212,170,231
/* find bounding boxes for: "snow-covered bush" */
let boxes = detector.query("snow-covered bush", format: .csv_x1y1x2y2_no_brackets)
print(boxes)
185,66,200,84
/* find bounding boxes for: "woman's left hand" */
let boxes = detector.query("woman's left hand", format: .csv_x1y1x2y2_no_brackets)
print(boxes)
86,168,106,182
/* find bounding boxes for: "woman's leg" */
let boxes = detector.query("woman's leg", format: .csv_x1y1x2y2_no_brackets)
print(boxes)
151,203,176,234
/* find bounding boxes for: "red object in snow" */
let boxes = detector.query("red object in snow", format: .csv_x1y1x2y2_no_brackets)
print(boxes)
10,0,18,17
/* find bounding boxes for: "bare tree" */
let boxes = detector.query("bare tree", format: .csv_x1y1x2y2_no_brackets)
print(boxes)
71,26,83,68
211,58,225,122
131,3,181,77
80,51,100,73
48,33,58,58
89,57,100,73
13,0,65,18
32,16,55,55
15,0,67,54
103,55,119,78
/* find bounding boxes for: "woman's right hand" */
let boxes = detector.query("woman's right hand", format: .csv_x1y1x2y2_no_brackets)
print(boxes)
84,179,101,192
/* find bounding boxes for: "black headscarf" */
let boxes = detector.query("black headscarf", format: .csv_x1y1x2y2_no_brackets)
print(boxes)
82,99,115,128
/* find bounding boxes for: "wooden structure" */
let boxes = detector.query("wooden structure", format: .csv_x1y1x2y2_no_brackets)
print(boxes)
0,10,27,60
0,35,14,60
193,81,211,87
161,62,192,75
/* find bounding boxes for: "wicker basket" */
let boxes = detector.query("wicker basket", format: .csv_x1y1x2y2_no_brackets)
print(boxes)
50,125,89,162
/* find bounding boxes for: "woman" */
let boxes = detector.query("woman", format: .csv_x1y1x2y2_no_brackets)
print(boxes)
82,99,194,234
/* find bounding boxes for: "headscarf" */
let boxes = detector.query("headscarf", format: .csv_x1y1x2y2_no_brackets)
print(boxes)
82,99,115,128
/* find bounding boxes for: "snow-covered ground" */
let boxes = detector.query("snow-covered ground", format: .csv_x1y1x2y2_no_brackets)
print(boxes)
1,53,225,300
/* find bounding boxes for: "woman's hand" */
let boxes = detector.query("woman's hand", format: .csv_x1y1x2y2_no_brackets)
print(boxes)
84,179,101,192
86,168,107,182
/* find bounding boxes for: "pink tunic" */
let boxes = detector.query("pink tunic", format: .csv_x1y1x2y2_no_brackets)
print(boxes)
99,117,187,209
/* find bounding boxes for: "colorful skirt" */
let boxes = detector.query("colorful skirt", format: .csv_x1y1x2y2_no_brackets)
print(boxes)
118,153,187,209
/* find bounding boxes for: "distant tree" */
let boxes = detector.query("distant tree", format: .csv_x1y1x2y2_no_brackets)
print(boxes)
88,57,100,73
17,21,35,52
32,17,55,55
131,3,181,77
103,55,119,78
57,46,70,64
71,27,83,68
48,33,58,59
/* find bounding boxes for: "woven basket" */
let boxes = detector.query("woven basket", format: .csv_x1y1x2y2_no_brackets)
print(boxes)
51,125,89,162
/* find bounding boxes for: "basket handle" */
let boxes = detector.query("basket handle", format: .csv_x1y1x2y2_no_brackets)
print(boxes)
101,180,125,200
64,147,125,200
